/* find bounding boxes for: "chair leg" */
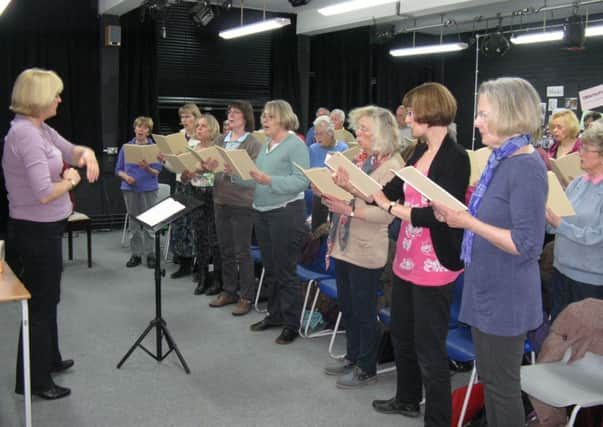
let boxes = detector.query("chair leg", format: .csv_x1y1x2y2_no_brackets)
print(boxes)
567,405,582,427
328,312,346,359
458,362,478,427
302,282,321,337
253,267,266,313
68,230,74,260
121,214,128,247
86,224,92,268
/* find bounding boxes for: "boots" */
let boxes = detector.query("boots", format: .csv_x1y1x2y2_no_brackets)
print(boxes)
193,267,209,295
205,270,223,296
171,257,192,279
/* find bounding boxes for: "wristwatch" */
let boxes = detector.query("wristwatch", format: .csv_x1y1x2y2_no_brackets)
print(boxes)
349,205,356,218
387,201,397,214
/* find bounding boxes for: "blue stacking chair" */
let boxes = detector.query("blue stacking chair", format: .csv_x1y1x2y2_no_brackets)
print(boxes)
298,237,336,336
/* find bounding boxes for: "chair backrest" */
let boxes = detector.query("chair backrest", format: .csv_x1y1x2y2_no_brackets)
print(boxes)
157,183,171,201
449,273,464,329
301,236,335,276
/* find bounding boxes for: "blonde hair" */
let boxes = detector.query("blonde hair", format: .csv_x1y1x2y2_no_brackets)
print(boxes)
263,100,299,131
199,113,220,141
548,109,580,139
348,105,400,156
10,68,64,117
133,116,154,133
178,103,201,119
479,77,542,138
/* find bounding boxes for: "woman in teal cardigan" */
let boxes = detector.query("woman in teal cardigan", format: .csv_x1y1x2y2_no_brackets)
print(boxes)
232,99,310,344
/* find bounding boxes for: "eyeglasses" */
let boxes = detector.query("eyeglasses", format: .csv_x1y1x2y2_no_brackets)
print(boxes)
579,146,600,154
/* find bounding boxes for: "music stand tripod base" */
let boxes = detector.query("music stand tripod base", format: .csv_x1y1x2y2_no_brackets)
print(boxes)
116,194,201,374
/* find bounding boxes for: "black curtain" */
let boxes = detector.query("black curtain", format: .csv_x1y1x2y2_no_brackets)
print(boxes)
118,8,158,145
271,16,301,116
0,0,100,234
309,27,371,113
373,34,441,112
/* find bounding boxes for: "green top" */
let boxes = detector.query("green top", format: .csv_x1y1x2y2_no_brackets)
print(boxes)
234,133,309,211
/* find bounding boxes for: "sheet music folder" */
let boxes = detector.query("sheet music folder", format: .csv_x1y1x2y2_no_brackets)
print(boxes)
134,192,202,233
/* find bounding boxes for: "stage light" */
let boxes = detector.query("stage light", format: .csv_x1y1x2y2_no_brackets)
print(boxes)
510,30,564,45
480,32,510,56
318,0,398,16
586,24,603,37
190,1,215,27
0,0,12,15
219,17,291,39
389,42,468,57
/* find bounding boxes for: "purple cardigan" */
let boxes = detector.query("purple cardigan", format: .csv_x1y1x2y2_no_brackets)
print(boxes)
459,151,547,336
2,115,75,222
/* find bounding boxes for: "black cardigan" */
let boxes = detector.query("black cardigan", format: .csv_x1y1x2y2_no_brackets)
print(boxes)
383,135,470,272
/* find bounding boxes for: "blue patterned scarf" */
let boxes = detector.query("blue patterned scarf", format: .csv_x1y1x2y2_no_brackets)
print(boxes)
460,134,531,265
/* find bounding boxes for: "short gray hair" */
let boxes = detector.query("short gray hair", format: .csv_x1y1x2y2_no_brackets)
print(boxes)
313,115,335,135
330,109,346,122
581,120,603,155
478,77,542,138
348,105,400,156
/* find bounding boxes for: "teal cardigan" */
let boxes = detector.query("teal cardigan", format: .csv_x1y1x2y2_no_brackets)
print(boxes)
234,133,310,211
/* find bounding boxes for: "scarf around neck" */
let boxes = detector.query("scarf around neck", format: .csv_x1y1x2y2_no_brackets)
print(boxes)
460,134,531,265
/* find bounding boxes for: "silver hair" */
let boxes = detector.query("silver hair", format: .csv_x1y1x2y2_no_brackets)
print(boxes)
330,109,346,122
313,115,335,135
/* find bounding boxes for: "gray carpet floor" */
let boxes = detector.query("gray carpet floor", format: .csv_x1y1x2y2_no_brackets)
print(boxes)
0,230,469,426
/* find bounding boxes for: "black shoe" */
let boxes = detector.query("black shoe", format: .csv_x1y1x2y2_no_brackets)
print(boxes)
16,384,71,400
193,281,209,295
205,282,221,296
170,259,192,279
372,398,420,417
147,255,156,269
250,317,281,331
51,359,74,373
275,327,298,344
126,256,141,268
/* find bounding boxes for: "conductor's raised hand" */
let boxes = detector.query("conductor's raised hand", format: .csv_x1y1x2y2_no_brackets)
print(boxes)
79,148,100,183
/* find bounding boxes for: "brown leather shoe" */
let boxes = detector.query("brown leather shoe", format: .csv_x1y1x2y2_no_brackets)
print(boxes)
231,299,252,316
209,292,237,307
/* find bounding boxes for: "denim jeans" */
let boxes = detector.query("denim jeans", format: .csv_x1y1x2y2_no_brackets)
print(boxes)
334,258,382,375
254,199,306,329
391,275,453,427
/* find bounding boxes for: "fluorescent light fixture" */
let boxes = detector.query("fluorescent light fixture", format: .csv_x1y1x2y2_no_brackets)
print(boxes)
510,30,564,45
318,0,398,16
0,0,12,15
389,42,469,57
219,17,291,39
585,24,603,37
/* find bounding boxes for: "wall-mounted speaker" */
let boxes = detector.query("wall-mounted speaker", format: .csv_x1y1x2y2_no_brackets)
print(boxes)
105,25,121,47
563,15,585,50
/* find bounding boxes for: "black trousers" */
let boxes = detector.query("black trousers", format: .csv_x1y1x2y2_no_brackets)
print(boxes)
7,218,67,392
254,200,306,329
390,275,453,427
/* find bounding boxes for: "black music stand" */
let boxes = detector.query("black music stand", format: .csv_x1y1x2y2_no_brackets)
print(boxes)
116,192,201,374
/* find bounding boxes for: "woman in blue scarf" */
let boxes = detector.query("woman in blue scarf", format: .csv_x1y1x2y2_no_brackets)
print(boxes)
434,77,547,427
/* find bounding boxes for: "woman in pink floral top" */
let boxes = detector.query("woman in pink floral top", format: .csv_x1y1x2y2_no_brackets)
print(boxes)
371,83,470,426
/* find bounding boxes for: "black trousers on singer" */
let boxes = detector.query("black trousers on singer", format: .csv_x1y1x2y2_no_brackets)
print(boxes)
7,218,67,392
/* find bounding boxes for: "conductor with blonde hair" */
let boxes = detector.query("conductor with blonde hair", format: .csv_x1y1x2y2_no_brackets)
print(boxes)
3,68,99,399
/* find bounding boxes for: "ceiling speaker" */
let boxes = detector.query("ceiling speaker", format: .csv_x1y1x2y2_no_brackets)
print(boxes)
480,32,510,56
288,0,311,6
563,15,585,50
